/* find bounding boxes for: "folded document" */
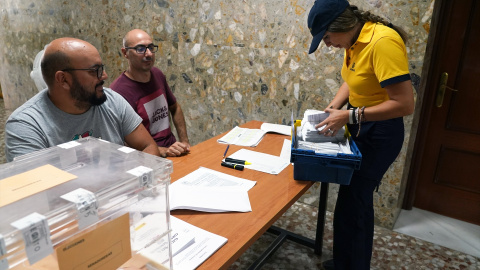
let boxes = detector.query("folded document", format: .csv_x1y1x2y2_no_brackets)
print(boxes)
228,148,290,175
217,126,266,146
218,123,291,147
135,214,228,270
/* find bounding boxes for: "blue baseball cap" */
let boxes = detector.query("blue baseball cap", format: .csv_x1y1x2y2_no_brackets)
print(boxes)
308,0,350,54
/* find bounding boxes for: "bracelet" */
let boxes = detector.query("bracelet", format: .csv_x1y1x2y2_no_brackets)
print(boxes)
352,108,358,124
354,108,358,124
349,109,354,124
356,106,365,137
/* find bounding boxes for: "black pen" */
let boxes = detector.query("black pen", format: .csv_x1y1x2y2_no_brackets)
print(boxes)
223,145,230,158
221,161,244,171
225,157,252,165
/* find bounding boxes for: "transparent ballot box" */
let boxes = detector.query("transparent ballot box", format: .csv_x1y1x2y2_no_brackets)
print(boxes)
0,137,173,270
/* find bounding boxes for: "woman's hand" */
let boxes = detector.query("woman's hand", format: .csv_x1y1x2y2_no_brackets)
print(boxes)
315,108,349,137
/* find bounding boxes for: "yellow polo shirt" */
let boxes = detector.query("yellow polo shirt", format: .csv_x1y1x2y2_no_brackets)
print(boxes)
341,21,411,107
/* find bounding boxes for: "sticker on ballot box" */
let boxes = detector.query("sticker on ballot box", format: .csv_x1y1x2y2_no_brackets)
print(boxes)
11,213,54,265
56,213,132,270
57,140,81,149
61,188,99,230
118,146,136,153
127,166,154,187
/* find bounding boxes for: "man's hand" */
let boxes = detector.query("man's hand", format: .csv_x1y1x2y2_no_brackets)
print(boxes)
160,141,191,157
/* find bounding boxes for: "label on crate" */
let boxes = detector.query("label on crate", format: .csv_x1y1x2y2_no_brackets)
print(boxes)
10,213,54,265
57,140,81,149
61,188,99,230
0,234,8,270
127,166,154,187
56,213,131,270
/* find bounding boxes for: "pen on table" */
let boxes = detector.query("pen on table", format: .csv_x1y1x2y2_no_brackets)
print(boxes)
221,161,244,171
223,145,230,159
224,157,252,165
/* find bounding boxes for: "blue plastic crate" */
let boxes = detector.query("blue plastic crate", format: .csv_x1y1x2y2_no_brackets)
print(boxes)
290,120,362,185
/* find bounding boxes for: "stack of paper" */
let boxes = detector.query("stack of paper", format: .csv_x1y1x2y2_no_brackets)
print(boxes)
129,167,256,213
300,110,346,143
294,109,354,156
297,139,352,155
169,167,256,212
217,126,266,146
169,216,227,269
135,214,228,270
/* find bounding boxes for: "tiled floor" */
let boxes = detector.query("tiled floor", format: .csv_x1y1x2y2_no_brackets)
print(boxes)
394,207,480,259
0,100,479,269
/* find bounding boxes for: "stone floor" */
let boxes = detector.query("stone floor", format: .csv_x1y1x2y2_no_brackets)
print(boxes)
0,100,479,269
229,202,480,269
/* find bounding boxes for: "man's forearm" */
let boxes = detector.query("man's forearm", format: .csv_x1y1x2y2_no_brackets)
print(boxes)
142,142,162,157
171,105,189,143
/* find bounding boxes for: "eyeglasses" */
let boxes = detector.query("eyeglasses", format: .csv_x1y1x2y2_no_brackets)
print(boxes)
62,64,105,79
125,44,158,54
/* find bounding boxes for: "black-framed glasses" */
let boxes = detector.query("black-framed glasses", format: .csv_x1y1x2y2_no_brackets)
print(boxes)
62,64,105,79
125,44,158,54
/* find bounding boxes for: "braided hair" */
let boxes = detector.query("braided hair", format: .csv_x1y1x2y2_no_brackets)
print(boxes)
327,5,409,44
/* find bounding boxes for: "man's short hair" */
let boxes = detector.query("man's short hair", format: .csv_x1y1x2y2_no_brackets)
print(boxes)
41,50,70,87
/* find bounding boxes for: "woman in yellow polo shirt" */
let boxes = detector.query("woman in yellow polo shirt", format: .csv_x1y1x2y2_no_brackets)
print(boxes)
307,0,414,269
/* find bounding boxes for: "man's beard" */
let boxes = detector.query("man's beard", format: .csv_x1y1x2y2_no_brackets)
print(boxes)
140,56,154,72
70,77,107,110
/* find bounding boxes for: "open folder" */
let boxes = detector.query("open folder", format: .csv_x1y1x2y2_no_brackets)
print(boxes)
217,126,266,146
217,123,291,147
169,167,256,212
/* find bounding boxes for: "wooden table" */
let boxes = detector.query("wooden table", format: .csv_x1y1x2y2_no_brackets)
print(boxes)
169,120,326,270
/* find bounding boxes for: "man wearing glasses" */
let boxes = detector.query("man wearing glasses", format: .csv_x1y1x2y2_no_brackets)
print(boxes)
110,29,191,158
4,37,161,162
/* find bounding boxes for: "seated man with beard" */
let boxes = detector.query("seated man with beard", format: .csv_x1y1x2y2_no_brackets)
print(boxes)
4,37,160,162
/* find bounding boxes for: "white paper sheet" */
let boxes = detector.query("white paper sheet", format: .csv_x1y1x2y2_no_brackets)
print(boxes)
280,139,292,161
169,167,256,212
138,215,227,270
228,149,290,175
217,126,266,146
170,216,227,270
172,167,256,190
170,186,252,212
260,123,292,136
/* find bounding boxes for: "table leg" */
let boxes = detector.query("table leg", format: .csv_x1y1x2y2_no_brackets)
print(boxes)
315,182,329,255
248,182,329,268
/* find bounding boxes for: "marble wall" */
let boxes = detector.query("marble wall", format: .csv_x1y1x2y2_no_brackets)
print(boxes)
0,0,434,228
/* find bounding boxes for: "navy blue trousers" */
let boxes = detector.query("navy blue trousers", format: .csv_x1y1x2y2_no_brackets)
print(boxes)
332,117,404,269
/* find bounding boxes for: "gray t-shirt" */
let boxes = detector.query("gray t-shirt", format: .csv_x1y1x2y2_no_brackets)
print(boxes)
5,88,142,162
